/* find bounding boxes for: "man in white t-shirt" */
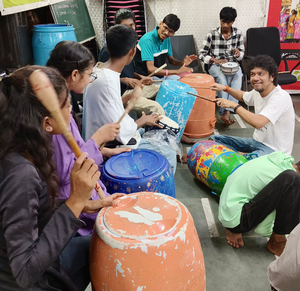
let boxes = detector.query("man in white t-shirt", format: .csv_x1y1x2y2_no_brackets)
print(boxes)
82,24,177,173
210,55,295,159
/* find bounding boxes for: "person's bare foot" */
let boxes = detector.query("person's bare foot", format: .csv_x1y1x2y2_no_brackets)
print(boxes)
177,153,188,163
220,110,236,126
225,228,244,248
267,232,287,256
180,134,196,144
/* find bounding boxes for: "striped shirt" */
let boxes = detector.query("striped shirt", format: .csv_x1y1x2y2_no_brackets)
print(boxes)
199,27,244,64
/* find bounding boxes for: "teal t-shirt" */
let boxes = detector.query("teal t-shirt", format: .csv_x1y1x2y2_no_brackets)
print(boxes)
134,27,173,76
218,151,295,236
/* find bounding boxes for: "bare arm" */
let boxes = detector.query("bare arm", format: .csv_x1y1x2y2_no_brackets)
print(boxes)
216,99,270,129
146,60,192,76
210,83,245,102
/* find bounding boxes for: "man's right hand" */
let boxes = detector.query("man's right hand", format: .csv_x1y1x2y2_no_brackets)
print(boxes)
210,57,228,65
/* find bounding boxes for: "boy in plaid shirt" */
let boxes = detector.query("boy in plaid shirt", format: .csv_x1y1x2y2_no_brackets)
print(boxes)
199,6,244,126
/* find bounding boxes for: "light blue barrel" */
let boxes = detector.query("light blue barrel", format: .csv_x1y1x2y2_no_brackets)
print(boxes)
155,80,197,143
32,24,77,66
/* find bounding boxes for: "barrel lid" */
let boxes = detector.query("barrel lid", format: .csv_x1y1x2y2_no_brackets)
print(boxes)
33,24,74,31
162,80,195,94
103,193,181,239
103,149,166,179
181,73,214,85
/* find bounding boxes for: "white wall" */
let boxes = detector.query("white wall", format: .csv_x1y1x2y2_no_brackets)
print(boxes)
87,0,268,53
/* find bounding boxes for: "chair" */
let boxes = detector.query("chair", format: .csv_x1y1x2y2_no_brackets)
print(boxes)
246,27,299,86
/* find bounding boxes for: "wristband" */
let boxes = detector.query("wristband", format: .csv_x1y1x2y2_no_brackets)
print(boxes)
223,85,230,92
165,69,169,77
234,104,241,113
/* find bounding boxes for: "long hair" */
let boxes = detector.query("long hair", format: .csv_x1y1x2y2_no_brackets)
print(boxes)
0,66,68,205
46,40,95,79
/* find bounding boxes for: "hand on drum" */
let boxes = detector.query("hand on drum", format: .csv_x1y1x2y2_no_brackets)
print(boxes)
211,57,227,65
66,153,101,217
216,98,237,110
92,123,120,146
83,193,126,214
140,112,163,127
183,54,198,66
140,76,153,86
209,83,227,92
178,64,193,74
101,147,132,158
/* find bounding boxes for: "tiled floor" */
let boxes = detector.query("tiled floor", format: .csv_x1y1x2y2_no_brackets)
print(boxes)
87,94,300,291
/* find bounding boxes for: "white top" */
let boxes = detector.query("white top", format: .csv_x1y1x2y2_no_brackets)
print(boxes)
268,223,300,291
243,85,295,154
82,67,139,145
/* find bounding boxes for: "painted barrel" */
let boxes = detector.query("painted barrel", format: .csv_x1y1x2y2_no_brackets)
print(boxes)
155,80,196,143
90,192,206,291
187,140,247,196
32,24,77,66
180,74,216,138
101,149,175,197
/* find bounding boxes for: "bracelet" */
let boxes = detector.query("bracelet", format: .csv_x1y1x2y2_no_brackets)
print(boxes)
223,85,230,92
234,104,241,113
165,69,169,77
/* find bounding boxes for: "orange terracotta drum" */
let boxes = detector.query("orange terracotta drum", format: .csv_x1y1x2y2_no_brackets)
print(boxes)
180,74,216,138
90,192,206,291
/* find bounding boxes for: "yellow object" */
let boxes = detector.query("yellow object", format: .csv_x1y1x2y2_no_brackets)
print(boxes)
3,0,43,8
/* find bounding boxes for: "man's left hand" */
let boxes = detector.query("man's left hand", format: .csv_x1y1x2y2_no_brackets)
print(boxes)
183,54,198,66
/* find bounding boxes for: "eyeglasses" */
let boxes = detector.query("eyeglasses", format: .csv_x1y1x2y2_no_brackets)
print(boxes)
162,24,175,36
84,71,97,83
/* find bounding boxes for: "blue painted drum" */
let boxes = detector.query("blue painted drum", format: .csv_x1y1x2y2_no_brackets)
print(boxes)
155,80,196,143
32,24,77,66
101,149,176,197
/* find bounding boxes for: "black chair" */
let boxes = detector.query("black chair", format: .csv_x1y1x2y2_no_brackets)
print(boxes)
246,27,300,86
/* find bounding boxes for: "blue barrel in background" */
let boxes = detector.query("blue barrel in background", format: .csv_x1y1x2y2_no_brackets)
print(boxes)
155,80,197,143
101,149,176,198
32,24,77,66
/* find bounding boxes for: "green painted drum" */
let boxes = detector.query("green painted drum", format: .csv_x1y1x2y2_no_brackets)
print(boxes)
187,141,247,196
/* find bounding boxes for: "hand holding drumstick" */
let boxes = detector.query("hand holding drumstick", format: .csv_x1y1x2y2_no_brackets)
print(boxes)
29,69,106,199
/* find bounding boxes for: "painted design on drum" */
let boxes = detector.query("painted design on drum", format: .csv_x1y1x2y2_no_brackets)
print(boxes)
187,141,247,196
89,193,206,291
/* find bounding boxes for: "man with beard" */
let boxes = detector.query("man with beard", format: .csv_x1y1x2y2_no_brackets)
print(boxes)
209,55,295,159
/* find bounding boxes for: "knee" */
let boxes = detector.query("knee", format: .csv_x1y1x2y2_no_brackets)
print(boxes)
278,170,300,185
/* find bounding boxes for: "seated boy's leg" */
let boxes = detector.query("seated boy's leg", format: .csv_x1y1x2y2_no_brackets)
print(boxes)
133,96,165,116
210,135,257,153
142,84,160,99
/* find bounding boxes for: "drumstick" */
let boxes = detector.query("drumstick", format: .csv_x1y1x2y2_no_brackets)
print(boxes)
147,63,167,77
193,86,212,89
152,80,163,82
187,92,218,103
29,69,106,200
99,86,143,150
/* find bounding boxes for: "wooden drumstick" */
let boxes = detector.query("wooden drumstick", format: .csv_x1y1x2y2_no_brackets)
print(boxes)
29,69,106,199
187,92,218,103
147,63,167,77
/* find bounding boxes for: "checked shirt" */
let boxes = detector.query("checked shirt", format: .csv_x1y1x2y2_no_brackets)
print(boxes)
199,27,244,64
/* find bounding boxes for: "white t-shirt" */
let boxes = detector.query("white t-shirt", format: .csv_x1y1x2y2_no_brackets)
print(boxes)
243,85,295,154
268,223,300,291
82,67,138,145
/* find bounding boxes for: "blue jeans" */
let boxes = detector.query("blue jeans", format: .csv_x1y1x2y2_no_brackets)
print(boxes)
208,64,243,115
60,234,91,291
210,135,274,159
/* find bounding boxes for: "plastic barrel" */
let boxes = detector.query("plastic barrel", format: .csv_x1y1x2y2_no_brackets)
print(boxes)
180,74,216,138
32,24,77,66
187,140,247,196
90,192,206,291
101,149,176,197
155,80,196,143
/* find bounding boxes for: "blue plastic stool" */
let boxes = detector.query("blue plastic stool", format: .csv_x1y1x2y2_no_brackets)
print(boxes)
101,149,175,197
